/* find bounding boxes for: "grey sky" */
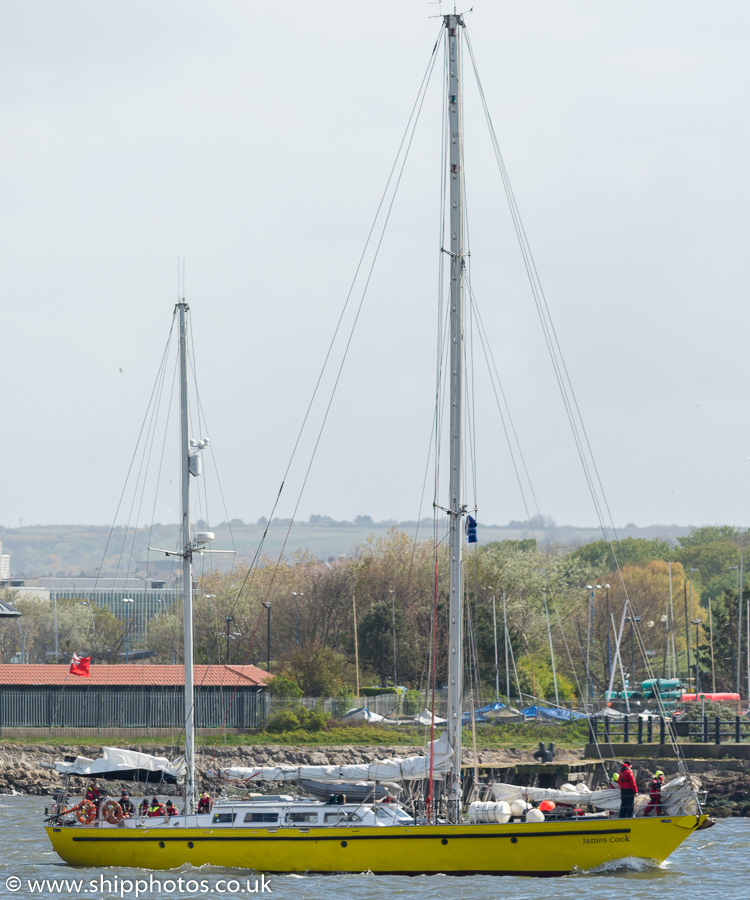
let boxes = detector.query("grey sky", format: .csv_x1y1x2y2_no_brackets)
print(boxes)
2,1,749,531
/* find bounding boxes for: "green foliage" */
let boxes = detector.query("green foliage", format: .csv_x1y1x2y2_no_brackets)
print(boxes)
674,526,743,585
289,643,344,696
680,700,738,721
298,705,330,732
358,598,418,685
267,675,303,699
570,537,672,574
263,703,330,734
403,689,422,715
516,654,576,701
361,686,393,697
332,687,355,718
264,708,300,733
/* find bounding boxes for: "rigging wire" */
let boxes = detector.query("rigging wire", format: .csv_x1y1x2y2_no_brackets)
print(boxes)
220,27,445,629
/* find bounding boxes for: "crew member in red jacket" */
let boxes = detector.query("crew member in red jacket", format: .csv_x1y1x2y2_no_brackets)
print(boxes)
617,760,638,818
644,770,665,816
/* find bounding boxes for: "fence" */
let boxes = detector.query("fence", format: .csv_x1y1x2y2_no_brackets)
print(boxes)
0,686,265,730
589,715,750,745
265,690,449,721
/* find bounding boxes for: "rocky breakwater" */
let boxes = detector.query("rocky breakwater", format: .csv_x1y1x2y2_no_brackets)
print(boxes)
1,743,747,815
0,743,434,797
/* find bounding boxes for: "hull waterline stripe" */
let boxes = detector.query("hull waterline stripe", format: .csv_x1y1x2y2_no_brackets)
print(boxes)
70,826,632,843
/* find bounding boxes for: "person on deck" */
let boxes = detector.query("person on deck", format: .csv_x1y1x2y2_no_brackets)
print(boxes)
119,790,135,817
644,771,665,816
165,799,177,817
197,792,212,814
617,760,638,818
147,796,166,817
85,782,102,808
139,797,149,817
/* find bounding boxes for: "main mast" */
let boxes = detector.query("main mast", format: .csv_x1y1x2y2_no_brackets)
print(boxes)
177,299,196,815
444,11,466,823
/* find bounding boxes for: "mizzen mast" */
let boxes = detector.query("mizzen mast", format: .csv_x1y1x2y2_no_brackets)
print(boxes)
177,299,197,814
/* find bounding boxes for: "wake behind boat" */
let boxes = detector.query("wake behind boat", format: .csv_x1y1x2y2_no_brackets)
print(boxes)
45,12,711,875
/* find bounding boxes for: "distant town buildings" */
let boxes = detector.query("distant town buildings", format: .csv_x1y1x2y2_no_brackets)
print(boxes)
0,542,9,582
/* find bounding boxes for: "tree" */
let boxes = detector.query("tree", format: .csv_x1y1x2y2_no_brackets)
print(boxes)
358,597,419,685
569,537,671,575
288,643,344,696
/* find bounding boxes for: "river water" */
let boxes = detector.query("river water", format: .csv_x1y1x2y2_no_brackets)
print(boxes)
0,796,744,900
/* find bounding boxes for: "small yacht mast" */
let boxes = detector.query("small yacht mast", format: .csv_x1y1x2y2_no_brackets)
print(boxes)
177,298,196,815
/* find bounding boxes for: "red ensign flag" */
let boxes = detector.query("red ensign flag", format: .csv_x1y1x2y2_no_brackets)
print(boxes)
69,653,91,677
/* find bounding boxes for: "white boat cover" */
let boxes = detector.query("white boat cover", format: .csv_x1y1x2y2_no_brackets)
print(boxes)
342,706,385,722
414,709,447,725
490,774,701,816
219,732,452,783
53,747,186,781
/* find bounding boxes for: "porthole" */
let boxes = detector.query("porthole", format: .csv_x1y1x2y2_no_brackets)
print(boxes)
441,838,448,846
159,841,165,849
341,840,348,848
511,837,518,844
187,841,194,849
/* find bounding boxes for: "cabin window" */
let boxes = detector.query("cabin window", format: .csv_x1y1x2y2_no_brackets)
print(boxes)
374,806,397,820
324,812,345,823
212,813,236,824
324,812,360,823
244,813,278,823
289,812,318,824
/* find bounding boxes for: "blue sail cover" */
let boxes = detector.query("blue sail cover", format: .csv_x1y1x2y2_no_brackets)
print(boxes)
461,701,506,723
521,706,587,721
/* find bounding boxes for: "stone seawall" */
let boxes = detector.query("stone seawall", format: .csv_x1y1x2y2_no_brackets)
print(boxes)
0,743,746,816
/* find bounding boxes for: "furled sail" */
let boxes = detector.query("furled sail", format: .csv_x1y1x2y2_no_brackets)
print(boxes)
218,733,452,784
490,774,701,816
52,747,186,784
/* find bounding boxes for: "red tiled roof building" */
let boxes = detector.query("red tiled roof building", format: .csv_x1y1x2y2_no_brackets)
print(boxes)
0,664,272,730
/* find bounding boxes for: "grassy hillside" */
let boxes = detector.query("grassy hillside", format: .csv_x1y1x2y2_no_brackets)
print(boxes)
0,519,690,578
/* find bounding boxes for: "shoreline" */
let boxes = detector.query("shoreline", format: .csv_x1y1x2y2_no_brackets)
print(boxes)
1,742,746,817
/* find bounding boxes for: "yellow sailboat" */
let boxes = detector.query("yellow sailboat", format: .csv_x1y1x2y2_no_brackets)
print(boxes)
46,12,711,875
48,813,707,875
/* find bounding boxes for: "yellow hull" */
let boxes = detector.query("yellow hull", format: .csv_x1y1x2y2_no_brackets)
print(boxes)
46,814,708,876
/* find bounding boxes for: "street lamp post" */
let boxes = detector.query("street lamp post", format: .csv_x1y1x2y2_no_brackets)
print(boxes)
291,592,303,644
731,553,745,695
123,598,134,663
626,616,641,689
692,618,702,693
604,583,611,685
262,602,271,673
492,592,500,702
686,569,699,683
389,590,397,688
225,615,233,664
585,585,602,707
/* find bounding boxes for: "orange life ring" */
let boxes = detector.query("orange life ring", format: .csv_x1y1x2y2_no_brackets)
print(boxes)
75,801,97,825
101,799,124,824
